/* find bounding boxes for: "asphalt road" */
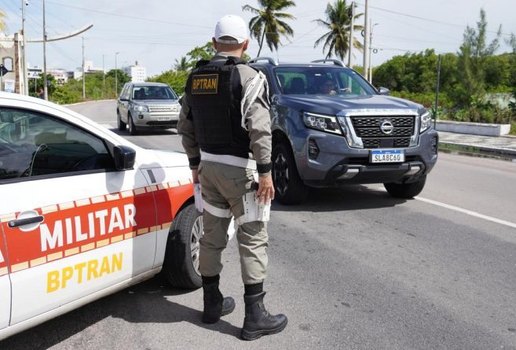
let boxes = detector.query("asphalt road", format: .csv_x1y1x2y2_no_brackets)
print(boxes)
1,100,515,350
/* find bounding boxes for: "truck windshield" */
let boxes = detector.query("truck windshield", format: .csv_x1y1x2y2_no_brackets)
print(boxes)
274,67,377,96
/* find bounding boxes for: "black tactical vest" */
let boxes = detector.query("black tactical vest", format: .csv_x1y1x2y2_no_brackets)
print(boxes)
185,57,251,158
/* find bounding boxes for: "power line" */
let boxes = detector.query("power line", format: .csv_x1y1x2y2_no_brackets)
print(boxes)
354,1,513,37
46,0,213,30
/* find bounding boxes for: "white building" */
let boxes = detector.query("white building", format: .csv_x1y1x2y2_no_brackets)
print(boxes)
48,68,69,85
123,61,147,82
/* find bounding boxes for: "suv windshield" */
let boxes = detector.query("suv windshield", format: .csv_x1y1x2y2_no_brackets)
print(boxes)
132,86,178,100
274,67,377,96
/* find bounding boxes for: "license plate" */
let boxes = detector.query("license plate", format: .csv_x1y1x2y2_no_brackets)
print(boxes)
370,149,405,163
157,117,171,121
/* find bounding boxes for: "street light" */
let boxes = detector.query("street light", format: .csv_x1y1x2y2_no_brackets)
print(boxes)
21,0,28,95
42,0,48,100
115,52,120,97
368,22,379,82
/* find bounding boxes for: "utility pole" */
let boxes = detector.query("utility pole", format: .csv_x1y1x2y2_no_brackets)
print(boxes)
362,0,369,80
368,22,378,82
82,37,85,99
21,0,28,95
102,54,105,98
115,52,120,96
42,0,48,100
347,1,354,67
434,54,442,127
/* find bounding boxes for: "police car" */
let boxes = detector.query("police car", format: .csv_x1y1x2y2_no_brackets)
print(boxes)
0,92,202,340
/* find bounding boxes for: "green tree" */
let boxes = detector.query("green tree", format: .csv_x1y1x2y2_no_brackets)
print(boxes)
373,50,439,93
105,69,130,96
28,74,56,99
148,70,189,95
372,50,458,109
242,0,296,57
186,42,217,65
453,8,502,107
483,54,511,91
313,0,363,61
505,33,516,88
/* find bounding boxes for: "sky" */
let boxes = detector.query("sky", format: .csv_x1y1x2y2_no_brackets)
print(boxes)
2,0,515,77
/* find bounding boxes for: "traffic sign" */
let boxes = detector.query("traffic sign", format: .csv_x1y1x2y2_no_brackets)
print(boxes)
0,64,8,76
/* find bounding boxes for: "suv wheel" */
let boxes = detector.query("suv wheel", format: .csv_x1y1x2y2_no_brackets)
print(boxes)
117,110,127,131
128,114,138,135
384,175,426,199
272,142,308,204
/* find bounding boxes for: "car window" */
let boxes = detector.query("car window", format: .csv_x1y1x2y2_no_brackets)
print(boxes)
120,84,131,100
132,86,178,100
273,67,377,96
0,107,115,181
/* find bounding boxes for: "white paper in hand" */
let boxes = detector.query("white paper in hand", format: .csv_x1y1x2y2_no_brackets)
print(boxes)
194,183,203,212
227,217,236,241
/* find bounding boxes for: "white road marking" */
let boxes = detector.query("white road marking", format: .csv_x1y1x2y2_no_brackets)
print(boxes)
416,196,516,229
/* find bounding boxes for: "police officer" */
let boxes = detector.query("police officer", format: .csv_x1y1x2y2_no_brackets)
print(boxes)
177,14,287,341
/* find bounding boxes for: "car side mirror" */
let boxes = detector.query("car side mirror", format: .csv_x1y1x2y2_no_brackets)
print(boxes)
377,87,390,95
113,145,136,170
119,97,129,102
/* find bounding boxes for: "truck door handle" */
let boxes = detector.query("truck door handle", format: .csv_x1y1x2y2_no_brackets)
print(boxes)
8,215,44,228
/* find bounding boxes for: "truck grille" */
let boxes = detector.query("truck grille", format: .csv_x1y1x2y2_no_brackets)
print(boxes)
350,115,415,149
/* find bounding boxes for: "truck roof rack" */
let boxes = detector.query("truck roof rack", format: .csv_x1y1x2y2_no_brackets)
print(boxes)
311,59,346,67
248,57,279,66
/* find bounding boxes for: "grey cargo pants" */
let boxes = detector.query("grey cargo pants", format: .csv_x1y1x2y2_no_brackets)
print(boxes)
198,160,268,285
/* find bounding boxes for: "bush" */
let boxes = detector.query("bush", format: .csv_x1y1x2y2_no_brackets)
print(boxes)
441,105,514,124
390,91,454,110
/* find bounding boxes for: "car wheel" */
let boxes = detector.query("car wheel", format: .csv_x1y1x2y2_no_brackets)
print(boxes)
117,110,127,131
272,141,308,205
162,203,203,289
128,114,138,135
384,175,427,199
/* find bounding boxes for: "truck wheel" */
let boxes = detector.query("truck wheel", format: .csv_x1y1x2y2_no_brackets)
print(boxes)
117,110,127,131
162,203,203,289
128,114,138,135
272,142,308,204
384,175,427,199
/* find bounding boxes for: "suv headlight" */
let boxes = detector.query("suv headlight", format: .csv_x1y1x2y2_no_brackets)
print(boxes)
133,104,149,113
420,110,432,133
303,112,342,135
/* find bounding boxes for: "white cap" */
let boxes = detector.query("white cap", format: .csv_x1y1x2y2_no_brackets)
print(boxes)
214,15,248,44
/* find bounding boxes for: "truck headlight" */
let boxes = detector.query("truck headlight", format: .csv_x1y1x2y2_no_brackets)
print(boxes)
303,112,342,135
420,110,432,133
134,104,149,113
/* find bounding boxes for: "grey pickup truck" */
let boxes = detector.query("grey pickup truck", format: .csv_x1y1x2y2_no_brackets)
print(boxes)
249,57,438,204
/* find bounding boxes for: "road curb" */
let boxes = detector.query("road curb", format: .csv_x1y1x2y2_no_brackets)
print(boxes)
439,141,516,162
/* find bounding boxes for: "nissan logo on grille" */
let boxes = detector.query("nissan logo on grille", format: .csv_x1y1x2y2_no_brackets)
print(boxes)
380,120,394,135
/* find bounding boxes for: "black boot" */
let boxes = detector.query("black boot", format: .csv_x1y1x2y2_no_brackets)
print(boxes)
241,292,288,340
202,281,235,324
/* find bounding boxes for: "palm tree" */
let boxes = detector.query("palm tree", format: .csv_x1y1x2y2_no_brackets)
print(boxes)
314,0,363,62
0,10,6,32
242,0,296,57
174,56,189,71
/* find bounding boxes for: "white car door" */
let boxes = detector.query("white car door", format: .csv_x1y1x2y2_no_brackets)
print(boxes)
0,226,10,331
0,106,158,328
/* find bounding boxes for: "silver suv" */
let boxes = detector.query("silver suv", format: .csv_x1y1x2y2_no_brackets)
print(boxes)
249,58,439,204
117,82,180,135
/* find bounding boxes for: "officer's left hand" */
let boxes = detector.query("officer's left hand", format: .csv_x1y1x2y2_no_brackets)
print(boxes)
192,169,199,183
257,173,274,204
